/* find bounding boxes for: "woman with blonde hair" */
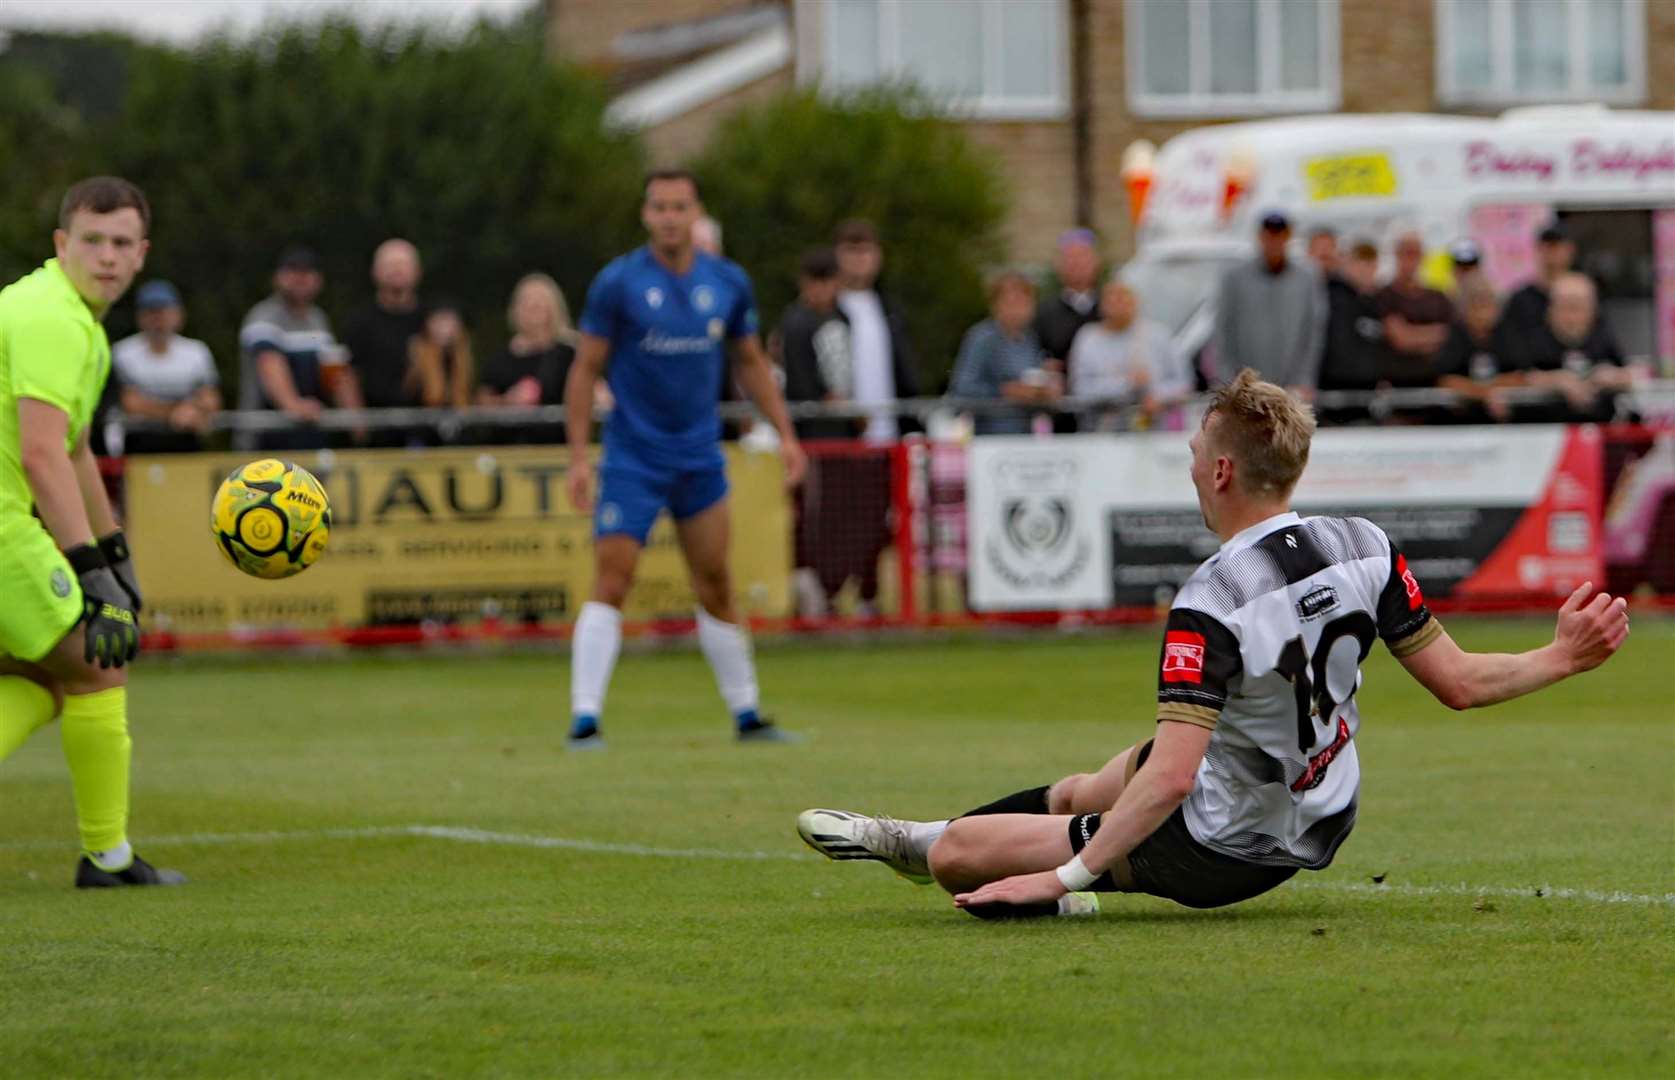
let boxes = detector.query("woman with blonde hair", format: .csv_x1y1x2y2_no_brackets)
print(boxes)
476,273,579,442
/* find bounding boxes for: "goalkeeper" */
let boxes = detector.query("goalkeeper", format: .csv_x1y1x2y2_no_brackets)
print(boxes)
0,177,184,887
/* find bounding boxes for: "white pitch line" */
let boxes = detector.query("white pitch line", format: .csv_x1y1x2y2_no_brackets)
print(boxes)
2,825,1670,905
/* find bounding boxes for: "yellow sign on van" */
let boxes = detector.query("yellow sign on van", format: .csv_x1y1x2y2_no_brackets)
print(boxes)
1304,152,1398,202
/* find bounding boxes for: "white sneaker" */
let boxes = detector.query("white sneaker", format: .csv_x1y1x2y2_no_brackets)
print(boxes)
796,808,933,885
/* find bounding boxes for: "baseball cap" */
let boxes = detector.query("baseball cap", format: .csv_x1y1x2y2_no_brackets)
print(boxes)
134,280,181,310
1259,211,1291,232
1537,222,1570,244
277,244,319,271
1449,239,1482,267
1057,227,1097,250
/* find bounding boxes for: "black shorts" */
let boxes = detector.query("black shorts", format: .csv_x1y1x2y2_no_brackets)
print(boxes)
1068,808,1296,909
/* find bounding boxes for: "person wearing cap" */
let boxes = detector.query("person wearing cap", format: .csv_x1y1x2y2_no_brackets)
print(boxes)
1498,222,1576,369
1212,211,1326,396
236,245,360,451
1034,228,1103,369
1447,238,1486,300
110,280,221,453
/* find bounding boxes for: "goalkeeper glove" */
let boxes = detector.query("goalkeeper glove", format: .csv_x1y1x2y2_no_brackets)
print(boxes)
98,529,142,612
65,543,140,669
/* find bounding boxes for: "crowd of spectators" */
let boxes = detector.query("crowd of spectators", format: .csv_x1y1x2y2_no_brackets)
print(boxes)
106,210,1656,457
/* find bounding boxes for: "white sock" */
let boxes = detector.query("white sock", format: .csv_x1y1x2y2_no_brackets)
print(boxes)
695,607,758,717
90,840,133,871
907,820,949,862
570,601,623,718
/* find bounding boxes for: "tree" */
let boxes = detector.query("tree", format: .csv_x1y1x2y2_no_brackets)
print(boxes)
690,87,1010,389
97,17,646,384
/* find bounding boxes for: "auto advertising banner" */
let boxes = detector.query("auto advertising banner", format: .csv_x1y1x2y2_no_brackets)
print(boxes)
125,445,791,634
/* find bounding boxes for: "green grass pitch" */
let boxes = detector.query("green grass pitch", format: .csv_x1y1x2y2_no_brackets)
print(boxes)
2,618,1670,1078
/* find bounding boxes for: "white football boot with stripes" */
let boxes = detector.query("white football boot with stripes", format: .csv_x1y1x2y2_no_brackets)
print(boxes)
797,808,933,885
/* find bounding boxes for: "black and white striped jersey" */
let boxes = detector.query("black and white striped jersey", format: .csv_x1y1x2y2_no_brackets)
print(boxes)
1154,511,1441,869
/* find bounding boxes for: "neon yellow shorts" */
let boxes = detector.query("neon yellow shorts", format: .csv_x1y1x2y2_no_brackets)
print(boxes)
0,516,83,663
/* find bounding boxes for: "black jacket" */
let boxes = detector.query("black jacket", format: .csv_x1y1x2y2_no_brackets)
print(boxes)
777,301,855,440
1318,275,1383,391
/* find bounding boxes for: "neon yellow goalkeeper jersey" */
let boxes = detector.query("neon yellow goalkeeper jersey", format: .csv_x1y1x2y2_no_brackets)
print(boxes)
0,259,111,522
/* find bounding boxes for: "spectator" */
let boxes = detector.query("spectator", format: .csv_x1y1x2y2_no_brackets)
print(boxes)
1436,277,1520,423
834,218,919,442
1033,228,1102,366
1499,222,1576,365
407,300,474,410
1212,211,1325,395
1517,272,1641,422
1067,279,1183,431
110,280,222,453
237,246,358,450
476,273,577,443
1375,229,1454,388
777,247,853,442
1448,238,1487,300
775,247,870,616
948,271,1057,436
1306,226,1339,278
343,239,427,446
692,214,724,256
1319,240,1384,389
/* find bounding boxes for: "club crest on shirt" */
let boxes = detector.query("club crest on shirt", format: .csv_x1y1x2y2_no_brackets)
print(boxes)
692,285,716,312
707,318,725,340
645,287,664,309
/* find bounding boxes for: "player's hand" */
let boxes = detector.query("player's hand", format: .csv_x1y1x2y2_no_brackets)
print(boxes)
65,545,140,670
566,458,594,513
97,530,142,612
953,869,1066,910
781,438,807,490
1553,581,1629,675
285,398,324,422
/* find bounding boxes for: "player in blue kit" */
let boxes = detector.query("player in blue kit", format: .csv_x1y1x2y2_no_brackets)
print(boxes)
563,169,807,747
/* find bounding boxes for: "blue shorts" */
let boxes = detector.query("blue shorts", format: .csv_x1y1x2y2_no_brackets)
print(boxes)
595,455,729,544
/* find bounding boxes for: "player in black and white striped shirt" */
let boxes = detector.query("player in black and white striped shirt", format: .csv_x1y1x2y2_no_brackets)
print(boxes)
799,370,1631,918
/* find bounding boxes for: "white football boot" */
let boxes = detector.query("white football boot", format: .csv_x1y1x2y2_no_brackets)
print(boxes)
797,808,933,885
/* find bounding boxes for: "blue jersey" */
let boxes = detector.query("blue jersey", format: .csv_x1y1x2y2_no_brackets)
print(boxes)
578,246,759,468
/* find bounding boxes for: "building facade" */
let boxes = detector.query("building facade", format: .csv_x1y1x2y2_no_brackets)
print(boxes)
547,0,1673,262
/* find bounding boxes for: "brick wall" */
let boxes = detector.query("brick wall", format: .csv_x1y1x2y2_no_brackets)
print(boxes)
1649,0,1675,109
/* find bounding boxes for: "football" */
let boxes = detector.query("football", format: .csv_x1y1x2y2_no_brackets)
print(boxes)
210,459,332,580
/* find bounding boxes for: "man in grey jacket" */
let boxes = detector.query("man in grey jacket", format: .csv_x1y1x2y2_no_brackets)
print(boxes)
1212,212,1325,395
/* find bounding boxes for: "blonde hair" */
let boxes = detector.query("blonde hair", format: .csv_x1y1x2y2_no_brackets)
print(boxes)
1205,369,1316,498
507,273,576,345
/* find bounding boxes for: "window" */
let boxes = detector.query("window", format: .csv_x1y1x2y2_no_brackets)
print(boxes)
1126,0,1341,117
816,0,1068,119
1436,0,1646,105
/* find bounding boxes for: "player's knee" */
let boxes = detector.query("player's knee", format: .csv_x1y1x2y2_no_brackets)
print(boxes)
55,656,127,697
927,820,983,890
0,660,65,718
1047,775,1088,815
591,569,634,607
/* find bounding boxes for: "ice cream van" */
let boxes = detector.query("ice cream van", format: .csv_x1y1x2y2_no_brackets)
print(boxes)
1120,106,1675,368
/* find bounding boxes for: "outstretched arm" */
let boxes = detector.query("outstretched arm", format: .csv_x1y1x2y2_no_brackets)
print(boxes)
1399,582,1629,710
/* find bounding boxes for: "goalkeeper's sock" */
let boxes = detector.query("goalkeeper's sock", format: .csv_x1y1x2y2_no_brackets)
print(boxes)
694,607,759,724
0,675,57,762
960,784,1051,818
570,601,622,727
59,686,131,857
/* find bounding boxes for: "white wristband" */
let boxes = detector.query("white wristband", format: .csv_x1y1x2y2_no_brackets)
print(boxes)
1055,854,1098,892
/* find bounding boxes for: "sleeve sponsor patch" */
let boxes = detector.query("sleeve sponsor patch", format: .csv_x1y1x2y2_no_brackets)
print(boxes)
1162,630,1206,684
1397,553,1423,611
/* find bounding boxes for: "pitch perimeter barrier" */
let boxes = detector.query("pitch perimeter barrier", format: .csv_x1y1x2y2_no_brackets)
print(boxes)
106,411,1674,653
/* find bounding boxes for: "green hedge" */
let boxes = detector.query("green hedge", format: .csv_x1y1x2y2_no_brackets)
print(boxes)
692,86,1009,389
